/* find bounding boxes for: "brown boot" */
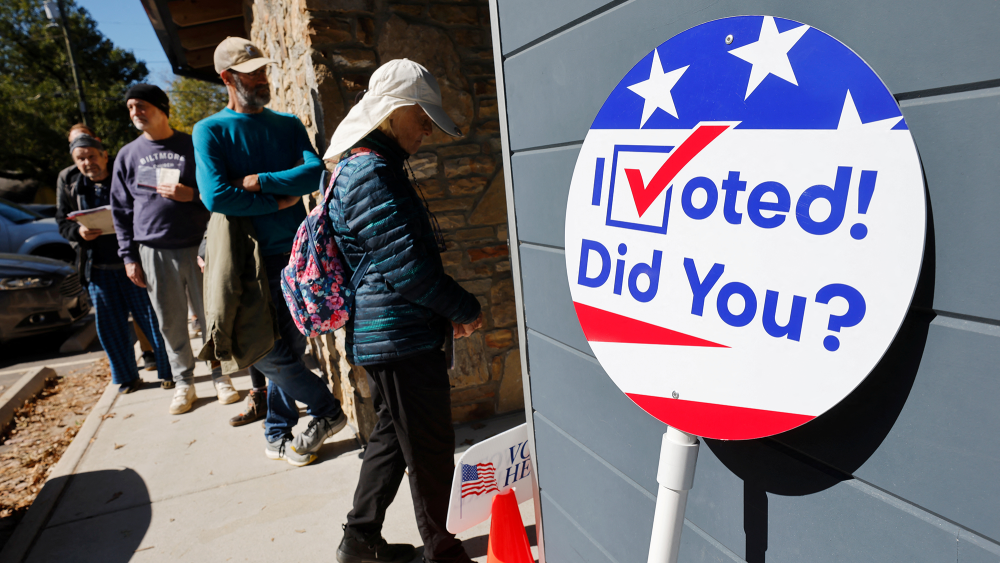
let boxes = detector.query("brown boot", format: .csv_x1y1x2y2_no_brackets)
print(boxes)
229,388,266,427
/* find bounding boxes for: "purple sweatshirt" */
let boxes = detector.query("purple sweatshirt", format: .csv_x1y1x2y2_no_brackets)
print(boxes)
111,131,210,264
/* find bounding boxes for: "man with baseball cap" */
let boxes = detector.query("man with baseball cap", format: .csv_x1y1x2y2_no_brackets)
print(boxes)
110,84,233,414
193,37,347,464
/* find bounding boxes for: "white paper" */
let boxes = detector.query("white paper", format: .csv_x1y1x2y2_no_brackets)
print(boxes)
68,206,115,234
156,167,180,185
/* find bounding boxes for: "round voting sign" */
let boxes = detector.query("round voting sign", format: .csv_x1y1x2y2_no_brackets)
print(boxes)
564,16,925,440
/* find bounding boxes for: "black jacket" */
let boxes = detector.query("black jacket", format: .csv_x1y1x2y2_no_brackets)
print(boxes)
55,160,122,282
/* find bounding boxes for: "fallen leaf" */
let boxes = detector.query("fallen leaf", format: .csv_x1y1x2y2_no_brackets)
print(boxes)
107,491,123,503
114,443,124,450
209,470,213,475
187,439,196,447
170,518,175,522
123,413,134,419
171,420,179,424
102,413,115,420
134,546,154,552
295,529,306,533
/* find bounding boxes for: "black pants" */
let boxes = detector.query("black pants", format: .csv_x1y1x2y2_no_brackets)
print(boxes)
346,349,468,563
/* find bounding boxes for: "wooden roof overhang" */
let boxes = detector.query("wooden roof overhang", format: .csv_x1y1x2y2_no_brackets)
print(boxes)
140,0,250,83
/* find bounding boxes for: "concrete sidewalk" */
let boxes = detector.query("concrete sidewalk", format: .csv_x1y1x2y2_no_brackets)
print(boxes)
8,349,536,562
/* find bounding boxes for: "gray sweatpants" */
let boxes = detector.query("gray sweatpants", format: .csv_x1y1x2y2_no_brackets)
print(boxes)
139,245,215,385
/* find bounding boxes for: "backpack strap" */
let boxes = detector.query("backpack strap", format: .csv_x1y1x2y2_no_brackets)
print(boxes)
323,148,379,290
348,253,372,293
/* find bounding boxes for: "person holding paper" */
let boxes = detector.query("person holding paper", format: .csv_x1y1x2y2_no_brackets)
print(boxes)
110,84,236,415
59,124,159,373
55,134,172,393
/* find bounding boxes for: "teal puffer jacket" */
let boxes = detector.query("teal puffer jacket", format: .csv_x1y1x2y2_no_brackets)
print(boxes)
327,131,481,365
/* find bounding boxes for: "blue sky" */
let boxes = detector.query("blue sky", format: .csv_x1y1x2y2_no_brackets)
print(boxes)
77,0,173,87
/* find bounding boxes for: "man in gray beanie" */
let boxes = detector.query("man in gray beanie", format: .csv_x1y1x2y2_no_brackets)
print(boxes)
111,84,234,414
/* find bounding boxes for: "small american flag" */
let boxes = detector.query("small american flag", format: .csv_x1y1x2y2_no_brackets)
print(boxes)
460,463,499,499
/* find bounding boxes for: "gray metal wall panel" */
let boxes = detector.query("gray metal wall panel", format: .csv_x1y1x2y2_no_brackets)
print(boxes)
528,331,749,559
536,402,961,563
684,445,747,560
528,332,662,492
959,532,1000,563
496,0,609,56
849,317,1000,542
538,491,615,563
902,91,1000,320
519,244,592,354
511,145,580,248
496,0,1000,559
534,415,658,563
678,523,740,563
764,481,957,563
503,0,1000,151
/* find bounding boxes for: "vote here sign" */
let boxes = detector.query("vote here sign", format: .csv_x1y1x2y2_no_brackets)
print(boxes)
564,16,925,440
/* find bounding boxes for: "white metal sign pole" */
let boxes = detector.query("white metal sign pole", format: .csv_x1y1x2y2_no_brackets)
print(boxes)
647,427,699,563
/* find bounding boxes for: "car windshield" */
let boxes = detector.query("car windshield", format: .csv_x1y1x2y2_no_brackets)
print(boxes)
0,199,43,224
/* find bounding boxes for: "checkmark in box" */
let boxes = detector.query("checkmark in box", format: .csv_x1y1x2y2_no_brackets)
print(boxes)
606,144,675,234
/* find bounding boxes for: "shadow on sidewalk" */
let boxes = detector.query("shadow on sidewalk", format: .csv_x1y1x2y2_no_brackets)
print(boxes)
313,437,363,464
20,468,151,562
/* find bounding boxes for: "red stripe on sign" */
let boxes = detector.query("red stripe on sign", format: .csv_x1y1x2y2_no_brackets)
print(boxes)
625,124,730,217
574,302,727,347
626,393,816,440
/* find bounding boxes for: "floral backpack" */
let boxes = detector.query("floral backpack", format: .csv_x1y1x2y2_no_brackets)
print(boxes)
281,150,374,337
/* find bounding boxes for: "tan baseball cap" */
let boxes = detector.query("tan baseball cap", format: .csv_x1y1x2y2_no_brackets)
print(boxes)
213,37,276,74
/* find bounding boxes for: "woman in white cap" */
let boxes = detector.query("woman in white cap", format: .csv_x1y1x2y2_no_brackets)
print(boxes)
325,59,483,563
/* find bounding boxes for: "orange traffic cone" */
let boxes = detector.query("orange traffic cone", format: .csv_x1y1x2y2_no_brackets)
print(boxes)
486,489,533,563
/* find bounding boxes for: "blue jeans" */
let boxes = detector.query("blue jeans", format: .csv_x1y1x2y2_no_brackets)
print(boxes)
255,255,343,443
88,267,172,385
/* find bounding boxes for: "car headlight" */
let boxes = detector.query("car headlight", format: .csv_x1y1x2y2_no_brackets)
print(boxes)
0,277,54,290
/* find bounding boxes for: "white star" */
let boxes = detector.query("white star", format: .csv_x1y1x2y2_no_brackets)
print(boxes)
837,90,904,130
627,48,689,127
728,16,809,100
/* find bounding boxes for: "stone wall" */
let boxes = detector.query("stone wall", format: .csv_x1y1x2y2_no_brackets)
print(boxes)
247,0,522,436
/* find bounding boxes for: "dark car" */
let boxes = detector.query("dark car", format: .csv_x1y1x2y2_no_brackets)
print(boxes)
0,253,91,343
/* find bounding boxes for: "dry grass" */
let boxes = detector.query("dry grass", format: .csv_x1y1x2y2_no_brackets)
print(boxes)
0,359,110,524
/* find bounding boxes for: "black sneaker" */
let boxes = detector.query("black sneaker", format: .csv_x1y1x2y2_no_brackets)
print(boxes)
141,352,157,371
336,526,416,563
118,378,142,394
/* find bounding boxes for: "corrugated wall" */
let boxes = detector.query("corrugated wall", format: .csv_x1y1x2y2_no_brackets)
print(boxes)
492,1,1000,561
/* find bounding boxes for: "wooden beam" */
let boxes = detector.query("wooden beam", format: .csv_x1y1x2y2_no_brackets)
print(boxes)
176,18,246,51
184,45,218,69
167,0,242,27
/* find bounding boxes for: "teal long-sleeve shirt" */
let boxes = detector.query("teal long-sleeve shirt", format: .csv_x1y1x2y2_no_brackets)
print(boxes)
192,107,323,256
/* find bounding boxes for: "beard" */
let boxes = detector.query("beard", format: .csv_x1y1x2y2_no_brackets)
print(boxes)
234,78,271,110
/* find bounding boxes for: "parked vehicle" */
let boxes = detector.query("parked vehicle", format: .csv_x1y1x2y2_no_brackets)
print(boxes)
0,198,75,263
0,253,91,343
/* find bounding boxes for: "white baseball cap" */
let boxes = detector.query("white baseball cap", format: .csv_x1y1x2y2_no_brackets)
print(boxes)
323,59,462,160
